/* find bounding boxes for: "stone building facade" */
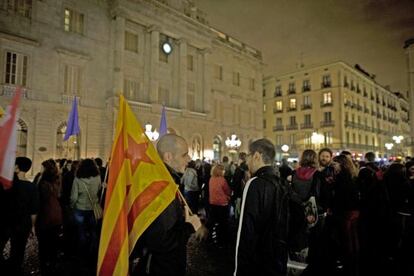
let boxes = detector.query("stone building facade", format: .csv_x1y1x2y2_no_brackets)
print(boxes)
0,0,263,173
263,61,411,160
405,38,414,155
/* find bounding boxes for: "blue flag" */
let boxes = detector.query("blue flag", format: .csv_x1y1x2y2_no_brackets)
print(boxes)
63,97,80,141
159,105,167,137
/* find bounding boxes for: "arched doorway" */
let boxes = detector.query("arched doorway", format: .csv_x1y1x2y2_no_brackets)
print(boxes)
16,119,28,157
213,136,222,161
56,122,80,160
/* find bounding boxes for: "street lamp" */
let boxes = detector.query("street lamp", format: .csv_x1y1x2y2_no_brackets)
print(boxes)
225,134,241,152
281,144,289,153
144,123,159,141
311,131,324,150
392,135,404,144
385,143,394,150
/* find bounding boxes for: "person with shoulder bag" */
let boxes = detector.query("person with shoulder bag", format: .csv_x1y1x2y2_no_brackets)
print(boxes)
70,158,102,271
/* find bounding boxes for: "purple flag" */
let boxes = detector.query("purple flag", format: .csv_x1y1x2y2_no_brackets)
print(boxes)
159,105,167,137
63,97,80,141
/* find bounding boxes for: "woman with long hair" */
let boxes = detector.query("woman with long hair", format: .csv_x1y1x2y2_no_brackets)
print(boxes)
208,164,232,247
289,149,319,261
331,154,360,276
36,159,62,275
70,158,101,271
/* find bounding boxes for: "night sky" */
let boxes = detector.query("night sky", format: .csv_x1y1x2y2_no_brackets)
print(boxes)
194,0,414,93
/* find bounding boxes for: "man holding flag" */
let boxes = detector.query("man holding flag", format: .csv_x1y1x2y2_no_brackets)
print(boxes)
97,96,205,276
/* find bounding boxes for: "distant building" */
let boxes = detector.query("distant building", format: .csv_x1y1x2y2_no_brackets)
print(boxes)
0,0,263,173
263,61,410,160
405,38,414,155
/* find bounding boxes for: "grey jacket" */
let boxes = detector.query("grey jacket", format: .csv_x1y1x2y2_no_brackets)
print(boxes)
70,176,101,210
181,168,199,192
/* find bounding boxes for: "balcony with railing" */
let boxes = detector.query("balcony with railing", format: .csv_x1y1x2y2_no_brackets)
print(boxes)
321,101,333,107
364,107,369,114
274,91,282,97
320,120,334,127
321,82,331,88
301,104,312,110
1,85,32,99
301,123,313,129
302,86,311,92
288,89,296,94
273,125,284,131
273,108,283,113
345,120,356,128
287,107,297,112
286,124,298,130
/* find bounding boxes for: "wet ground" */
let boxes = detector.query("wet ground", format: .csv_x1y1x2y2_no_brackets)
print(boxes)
2,232,235,276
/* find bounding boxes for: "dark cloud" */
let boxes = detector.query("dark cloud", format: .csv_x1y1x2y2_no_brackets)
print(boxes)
194,0,414,92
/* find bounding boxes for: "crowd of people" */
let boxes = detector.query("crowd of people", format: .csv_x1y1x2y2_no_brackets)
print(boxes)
0,157,106,275
1,134,414,276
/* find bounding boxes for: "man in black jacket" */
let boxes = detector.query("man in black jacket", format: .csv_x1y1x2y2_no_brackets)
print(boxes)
234,138,288,276
132,134,206,276
231,152,248,220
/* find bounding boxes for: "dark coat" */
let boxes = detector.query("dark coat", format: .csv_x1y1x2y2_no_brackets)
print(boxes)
235,166,288,276
231,161,248,199
132,164,192,276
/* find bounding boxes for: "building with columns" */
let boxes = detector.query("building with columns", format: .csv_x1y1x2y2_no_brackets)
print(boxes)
405,38,414,155
263,61,411,160
0,0,263,173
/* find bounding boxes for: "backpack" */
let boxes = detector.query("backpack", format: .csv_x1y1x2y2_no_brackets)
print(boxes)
259,174,290,245
290,171,320,228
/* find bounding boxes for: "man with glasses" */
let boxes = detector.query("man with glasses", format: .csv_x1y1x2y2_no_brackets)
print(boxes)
234,138,289,276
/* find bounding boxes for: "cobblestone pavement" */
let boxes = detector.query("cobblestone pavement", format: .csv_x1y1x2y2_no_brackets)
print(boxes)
4,231,305,276
2,234,236,276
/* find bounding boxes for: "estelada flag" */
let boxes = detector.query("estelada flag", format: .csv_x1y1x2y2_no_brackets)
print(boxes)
0,88,21,189
97,95,178,276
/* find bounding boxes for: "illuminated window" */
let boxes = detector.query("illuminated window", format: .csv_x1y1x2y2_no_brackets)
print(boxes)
275,100,283,111
289,98,297,109
64,8,84,34
323,92,332,104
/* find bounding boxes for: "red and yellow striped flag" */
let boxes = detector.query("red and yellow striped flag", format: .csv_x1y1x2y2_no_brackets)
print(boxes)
97,95,178,276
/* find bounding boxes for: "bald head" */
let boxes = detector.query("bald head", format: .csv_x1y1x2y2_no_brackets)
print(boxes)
157,134,190,173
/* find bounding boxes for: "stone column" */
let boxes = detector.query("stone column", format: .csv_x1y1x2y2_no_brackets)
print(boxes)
177,38,187,109
148,25,160,103
112,16,125,95
201,48,212,114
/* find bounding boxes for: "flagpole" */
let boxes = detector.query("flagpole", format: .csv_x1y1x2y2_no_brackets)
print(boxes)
99,158,110,206
177,189,194,216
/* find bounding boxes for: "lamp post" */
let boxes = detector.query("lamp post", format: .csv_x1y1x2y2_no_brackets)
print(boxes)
144,123,159,141
225,134,241,161
385,142,394,159
392,135,404,157
281,144,289,160
311,131,324,151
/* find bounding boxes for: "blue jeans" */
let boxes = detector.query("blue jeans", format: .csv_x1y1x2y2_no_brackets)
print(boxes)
73,209,98,260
